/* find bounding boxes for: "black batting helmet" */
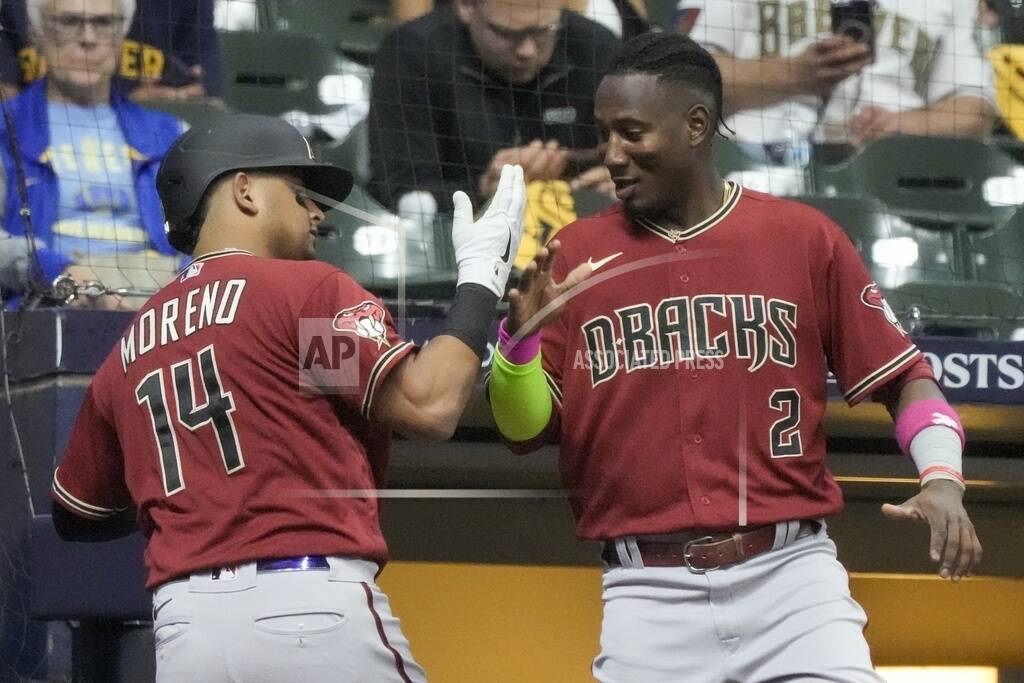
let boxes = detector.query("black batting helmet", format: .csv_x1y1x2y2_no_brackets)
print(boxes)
158,114,354,254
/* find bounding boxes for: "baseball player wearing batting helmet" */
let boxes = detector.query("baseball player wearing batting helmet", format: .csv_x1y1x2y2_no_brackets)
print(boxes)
50,113,526,682
488,34,981,682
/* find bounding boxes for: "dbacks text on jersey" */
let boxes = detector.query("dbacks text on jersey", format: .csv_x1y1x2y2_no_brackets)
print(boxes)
579,293,798,386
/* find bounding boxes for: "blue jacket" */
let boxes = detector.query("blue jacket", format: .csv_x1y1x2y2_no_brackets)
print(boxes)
0,79,183,282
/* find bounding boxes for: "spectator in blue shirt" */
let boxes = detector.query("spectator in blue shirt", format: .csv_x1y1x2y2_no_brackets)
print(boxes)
0,0,185,309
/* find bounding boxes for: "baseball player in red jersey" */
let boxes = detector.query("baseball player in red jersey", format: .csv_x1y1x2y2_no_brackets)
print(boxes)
50,114,526,682
488,34,982,682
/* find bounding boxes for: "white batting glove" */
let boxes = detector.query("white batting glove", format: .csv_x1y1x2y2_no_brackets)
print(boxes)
452,164,525,297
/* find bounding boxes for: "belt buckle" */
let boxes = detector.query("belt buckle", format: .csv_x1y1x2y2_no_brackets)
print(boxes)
683,535,716,573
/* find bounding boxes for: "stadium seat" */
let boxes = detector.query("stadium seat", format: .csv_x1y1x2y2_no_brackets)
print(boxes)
971,206,1024,294
886,282,1024,339
319,118,370,186
810,135,1020,229
143,99,228,129
644,0,680,30
713,137,757,178
793,195,957,288
572,186,615,218
315,185,457,297
219,30,347,115
263,0,390,60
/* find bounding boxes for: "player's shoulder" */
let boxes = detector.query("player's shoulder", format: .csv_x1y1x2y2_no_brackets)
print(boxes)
248,257,358,294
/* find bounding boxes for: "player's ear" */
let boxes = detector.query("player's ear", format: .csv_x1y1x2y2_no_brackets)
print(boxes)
231,171,260,217
686,103,713,148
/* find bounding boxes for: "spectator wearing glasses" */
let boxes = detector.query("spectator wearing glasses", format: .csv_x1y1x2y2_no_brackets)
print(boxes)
0,0,184,308
369,0,620,214
0,0,222,103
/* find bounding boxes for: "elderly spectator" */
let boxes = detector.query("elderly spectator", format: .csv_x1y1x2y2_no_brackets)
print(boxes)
0,0,184,308
0,0,222,103
679,0,996,162
369,0,620,214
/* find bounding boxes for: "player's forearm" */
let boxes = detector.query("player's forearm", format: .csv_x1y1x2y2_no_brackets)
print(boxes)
893,377,946,414
376,336,482,440
892,378,966,489
489,349,553,448
713,52,807,117
896,95,996,140
372,285,499,440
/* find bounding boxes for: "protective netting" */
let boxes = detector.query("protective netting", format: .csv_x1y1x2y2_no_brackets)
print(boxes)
1,0,1023,679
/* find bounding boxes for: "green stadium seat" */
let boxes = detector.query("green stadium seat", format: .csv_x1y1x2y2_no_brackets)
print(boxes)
572,186,615,218
886,282,1024,339
142,100,228,129
971,207,1024,294
219,30,347,115
264,0,390,60
793,195,957,287
318,118,370,186
643,0,679,30
712,137,757,178
315,185,457,297
810,135,1019,229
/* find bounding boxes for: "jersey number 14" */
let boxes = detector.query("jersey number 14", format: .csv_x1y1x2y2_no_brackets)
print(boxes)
134,345,244,496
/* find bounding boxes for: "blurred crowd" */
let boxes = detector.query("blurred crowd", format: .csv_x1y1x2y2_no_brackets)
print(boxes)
0,0,1020,309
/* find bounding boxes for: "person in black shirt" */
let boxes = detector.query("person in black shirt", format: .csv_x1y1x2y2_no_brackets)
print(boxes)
369,0,620,213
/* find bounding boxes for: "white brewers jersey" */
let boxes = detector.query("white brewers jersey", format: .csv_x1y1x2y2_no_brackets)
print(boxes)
680,0,994,144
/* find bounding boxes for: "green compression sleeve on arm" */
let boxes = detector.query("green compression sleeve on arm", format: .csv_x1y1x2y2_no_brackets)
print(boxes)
488,347,553,442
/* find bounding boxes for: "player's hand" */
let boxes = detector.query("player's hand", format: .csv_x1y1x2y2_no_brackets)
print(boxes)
479,141,569,197
849,105,900,145
570,165,616,198
452,164,526,297
507,240,595,337
881,479,983,581
792,36,872,97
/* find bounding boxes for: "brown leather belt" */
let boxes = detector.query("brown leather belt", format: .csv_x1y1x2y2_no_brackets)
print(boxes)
601,520,819,573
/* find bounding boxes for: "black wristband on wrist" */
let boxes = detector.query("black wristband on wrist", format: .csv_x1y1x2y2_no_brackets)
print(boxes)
439,283,499,359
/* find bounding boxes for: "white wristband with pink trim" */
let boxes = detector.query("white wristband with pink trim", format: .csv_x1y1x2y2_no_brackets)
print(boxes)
895,400,966,489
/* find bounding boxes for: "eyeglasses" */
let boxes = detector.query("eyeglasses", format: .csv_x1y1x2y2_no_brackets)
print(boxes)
482,13,563,46
44,13,124,41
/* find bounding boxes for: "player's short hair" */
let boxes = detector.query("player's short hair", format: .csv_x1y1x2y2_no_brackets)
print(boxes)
605,32,726,133
172,173,231,255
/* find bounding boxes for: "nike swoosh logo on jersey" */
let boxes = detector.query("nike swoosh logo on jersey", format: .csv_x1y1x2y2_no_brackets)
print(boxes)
587,251,623,271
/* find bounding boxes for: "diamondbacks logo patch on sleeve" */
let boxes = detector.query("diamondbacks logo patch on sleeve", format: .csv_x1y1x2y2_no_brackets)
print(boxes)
333,301,391,349
860,282,907,336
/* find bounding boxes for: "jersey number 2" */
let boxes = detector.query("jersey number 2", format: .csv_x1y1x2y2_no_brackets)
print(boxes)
769,388,803,458
135,345,244,495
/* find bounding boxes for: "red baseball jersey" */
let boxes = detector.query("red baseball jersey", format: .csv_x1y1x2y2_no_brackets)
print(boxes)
52,249,415,587
541,183,934,540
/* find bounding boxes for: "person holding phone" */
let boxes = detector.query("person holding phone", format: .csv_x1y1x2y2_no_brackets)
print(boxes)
368,0,621,214
677,0,995,159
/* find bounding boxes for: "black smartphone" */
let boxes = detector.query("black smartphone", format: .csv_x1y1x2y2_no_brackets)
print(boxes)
830,1,876,61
